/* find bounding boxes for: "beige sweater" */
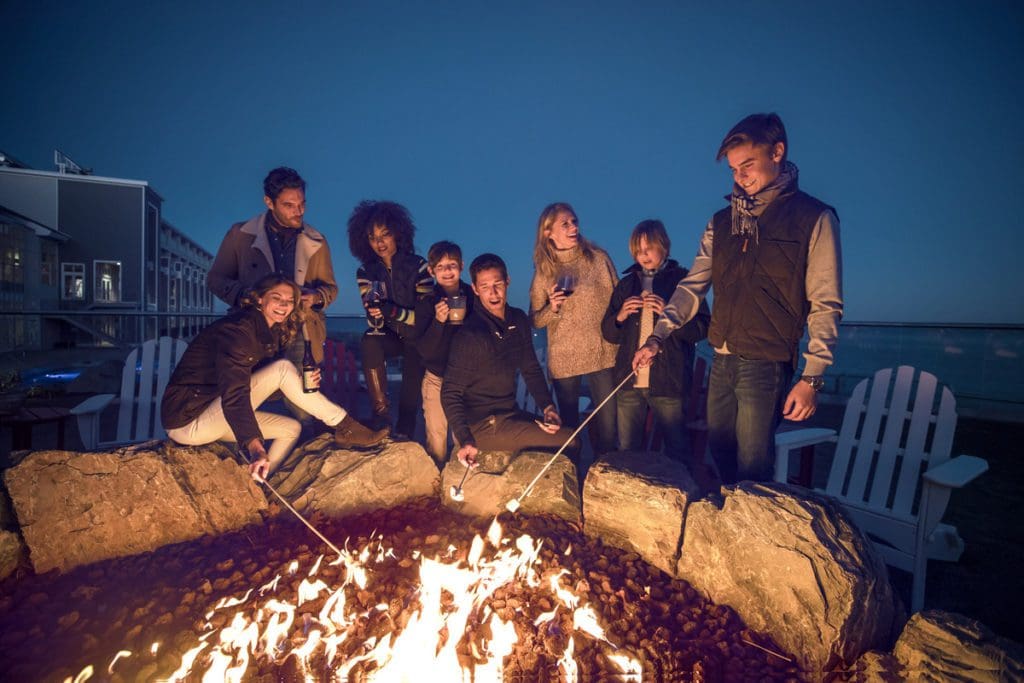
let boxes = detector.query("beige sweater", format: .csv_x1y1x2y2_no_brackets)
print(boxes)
529,246,619,379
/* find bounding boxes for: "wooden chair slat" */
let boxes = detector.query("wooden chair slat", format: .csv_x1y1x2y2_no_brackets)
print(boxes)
868,365,915,509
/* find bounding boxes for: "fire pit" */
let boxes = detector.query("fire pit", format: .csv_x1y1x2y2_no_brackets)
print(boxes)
0,499,798,681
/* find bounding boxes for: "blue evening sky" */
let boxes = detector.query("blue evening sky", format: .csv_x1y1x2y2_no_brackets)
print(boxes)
2,0,1021,323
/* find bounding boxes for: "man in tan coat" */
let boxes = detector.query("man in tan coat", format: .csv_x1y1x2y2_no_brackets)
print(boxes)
207,167,338,366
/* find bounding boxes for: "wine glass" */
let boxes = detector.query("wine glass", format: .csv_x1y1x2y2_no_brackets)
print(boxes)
556,271,577,298
364,280,387,336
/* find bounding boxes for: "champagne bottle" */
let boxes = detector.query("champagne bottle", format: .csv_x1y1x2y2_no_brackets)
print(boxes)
302,339,318,393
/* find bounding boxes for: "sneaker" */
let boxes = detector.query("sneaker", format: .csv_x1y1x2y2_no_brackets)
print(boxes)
334,414,388,449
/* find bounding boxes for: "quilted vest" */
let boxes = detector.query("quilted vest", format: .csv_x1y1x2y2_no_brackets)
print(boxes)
708,190,831,364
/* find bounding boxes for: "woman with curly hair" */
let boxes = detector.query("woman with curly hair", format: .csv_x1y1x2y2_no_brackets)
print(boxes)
529,202,620,456
347,200,432,436
162,273,387,480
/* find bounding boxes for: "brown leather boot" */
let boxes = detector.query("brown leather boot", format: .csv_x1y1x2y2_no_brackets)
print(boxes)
364,365,391,429
334,414,388,449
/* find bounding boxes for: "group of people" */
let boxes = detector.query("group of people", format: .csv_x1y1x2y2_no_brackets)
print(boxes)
160,111,842,491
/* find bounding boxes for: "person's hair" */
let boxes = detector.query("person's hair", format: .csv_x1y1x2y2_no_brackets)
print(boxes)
716,112,788,162
427,240,463,269
532,202,603,281
263,167,306,201
346,200,417,266
239,273,302,346
470,253,508,283
629,219,671,259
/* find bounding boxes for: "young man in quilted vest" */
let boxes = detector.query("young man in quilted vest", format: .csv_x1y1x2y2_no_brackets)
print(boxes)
634,112,843,485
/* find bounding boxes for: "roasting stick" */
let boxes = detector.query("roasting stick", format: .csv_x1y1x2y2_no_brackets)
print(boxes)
506,370,637,513
240,450,343,557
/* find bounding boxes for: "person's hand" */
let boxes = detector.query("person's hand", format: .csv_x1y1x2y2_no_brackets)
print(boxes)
547,283,567,314
457,443,479,468
249,458,270,481
616,296,644,323
783,381,817,421
246,438,269,480
434,299,450,323
367,306,383,319
642,291,666,316
536,404,561,434
300,288,321,309
632,338,661,371
306,368,322,385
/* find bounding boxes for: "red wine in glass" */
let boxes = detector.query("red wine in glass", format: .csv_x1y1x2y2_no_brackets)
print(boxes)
364,280,387,336
556,272,577,297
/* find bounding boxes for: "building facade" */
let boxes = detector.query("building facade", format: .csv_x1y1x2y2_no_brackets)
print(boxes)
0,205,69,350
0,152,213,350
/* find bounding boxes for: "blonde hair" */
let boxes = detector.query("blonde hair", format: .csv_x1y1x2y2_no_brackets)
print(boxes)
629,219,671,259
532,202,601,281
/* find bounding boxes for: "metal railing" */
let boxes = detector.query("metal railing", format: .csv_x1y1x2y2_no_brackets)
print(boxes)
2,313,1021,421
691,322,1024,422
0,310,222,349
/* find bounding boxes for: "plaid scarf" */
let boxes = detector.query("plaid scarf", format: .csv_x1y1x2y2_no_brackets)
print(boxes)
728,161,799,243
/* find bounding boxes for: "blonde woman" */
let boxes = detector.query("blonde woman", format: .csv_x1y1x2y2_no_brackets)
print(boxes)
529,202,619,456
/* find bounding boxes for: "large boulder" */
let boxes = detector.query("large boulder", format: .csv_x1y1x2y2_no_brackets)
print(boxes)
4,442,267,573
676,482,901,674
272,436,440,517
439,450,581,524
582,451,699,576
0,529,24,580
0,483,17,530
892,610,1024,682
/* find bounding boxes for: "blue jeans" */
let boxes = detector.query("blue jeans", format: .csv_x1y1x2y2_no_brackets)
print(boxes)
616,387,691,463
552,367,617,455
706,353,793,484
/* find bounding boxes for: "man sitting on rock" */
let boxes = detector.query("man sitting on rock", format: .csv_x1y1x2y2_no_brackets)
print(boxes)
442,253,577,468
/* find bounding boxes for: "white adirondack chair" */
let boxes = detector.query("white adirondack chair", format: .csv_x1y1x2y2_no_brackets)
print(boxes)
71,337,188,449
773,365,988,612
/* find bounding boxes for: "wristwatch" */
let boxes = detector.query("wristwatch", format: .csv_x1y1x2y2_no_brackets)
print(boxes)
800,375,825,392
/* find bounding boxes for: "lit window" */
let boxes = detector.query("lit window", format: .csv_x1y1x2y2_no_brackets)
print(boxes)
93,260,122,303
62,262,85,301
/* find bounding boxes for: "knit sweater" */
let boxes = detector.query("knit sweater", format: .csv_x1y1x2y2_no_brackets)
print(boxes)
529,245,619,379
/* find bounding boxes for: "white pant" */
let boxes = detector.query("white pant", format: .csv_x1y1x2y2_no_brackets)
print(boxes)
166,360,347,471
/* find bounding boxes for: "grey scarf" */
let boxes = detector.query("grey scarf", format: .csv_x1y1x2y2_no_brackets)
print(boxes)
728,161,799,243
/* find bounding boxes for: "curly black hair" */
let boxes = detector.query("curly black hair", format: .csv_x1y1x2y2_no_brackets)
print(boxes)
346,200,417,266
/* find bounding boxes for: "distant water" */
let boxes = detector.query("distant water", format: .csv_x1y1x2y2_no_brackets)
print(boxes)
328,317,1024,422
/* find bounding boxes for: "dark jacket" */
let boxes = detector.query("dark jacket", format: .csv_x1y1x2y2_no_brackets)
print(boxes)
206,212,337,363
601,259,710,397
412,281,475,376
709,189,832,364
161,307,283,447
441,304,552,447
357,252,430,340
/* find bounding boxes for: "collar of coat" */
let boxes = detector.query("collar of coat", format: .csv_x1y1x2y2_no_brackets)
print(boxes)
239,212,326,286
241,212,326,242
622,258,679,276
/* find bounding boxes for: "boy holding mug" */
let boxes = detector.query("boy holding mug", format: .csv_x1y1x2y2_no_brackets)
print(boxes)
413,241,474,464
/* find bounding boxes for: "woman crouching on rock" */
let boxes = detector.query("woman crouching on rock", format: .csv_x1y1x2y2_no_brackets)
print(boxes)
162,273,387,480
